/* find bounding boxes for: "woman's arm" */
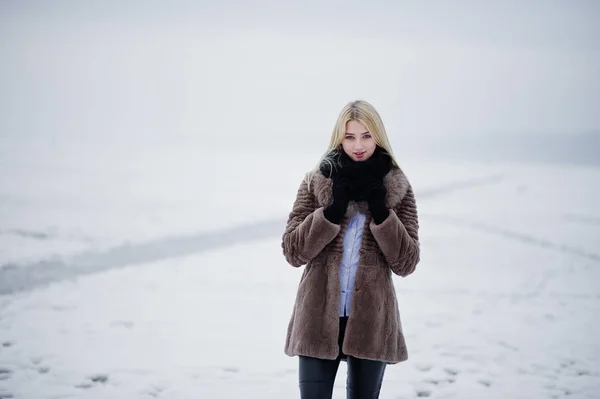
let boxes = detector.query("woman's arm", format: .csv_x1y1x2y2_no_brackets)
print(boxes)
281,178,342,267
369,184,420,277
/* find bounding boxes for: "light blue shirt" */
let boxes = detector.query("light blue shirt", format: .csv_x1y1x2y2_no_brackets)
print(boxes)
339,211,366,316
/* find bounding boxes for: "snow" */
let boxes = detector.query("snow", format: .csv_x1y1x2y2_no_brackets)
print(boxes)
1,149,599,398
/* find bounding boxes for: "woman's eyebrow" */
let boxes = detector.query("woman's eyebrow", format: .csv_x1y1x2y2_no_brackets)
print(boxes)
345,131,370,135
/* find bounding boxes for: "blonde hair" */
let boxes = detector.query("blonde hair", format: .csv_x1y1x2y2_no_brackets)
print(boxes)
305,100,399,189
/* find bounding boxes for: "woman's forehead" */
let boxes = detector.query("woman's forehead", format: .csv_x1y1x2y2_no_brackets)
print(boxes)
345,120,368,133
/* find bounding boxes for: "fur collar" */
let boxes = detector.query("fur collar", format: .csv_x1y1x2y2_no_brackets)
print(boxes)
310,166,410,217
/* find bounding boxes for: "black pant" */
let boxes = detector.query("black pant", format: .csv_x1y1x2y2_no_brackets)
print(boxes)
298,317,387,399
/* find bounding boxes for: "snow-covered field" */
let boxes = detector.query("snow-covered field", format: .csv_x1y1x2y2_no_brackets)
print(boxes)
0,147,598,398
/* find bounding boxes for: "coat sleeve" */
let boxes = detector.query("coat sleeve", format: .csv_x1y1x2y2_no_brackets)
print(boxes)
281,177,342,267
369,183,420,277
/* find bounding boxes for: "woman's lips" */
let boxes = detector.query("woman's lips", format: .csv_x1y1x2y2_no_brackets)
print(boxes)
355,151,366,159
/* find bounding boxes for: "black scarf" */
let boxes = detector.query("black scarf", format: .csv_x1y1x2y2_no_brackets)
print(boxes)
320,146,393,201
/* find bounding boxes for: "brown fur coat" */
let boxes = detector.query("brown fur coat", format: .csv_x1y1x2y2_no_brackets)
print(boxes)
281,166,420,364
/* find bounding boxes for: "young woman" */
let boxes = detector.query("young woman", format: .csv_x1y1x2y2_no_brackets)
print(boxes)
281,100,421,398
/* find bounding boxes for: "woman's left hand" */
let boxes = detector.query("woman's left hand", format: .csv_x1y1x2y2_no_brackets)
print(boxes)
366,180,389,224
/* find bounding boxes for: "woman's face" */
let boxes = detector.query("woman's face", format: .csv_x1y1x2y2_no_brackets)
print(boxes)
341,120,377,161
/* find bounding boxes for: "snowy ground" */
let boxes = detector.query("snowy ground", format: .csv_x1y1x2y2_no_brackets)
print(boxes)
1,149,599,398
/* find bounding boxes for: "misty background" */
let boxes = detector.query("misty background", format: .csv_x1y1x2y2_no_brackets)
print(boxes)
1,0,598,166
1,2,600,398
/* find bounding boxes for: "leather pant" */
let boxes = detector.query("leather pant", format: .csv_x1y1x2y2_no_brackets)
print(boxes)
298,317,387,399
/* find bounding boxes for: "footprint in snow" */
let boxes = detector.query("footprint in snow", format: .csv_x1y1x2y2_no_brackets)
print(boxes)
560,359,576,369
0,367,13,381
424,377,456,386
415,364,433,372
75,382,94,389
146,385,167,398
90,374,108,383
29,357,50,375
30,356,44,365
75,373,109,389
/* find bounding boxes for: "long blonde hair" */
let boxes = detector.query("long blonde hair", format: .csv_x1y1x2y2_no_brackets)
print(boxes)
305,100,399,189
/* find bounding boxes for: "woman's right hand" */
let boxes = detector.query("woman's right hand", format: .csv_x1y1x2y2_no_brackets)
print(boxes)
323,175,351,224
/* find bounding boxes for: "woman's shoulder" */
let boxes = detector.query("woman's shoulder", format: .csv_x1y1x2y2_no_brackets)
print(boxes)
385,165,409,183
384,166,413,207
297,168,331,207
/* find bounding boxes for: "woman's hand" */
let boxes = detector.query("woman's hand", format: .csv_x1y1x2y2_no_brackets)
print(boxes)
367,180,389,225
323,175,351,224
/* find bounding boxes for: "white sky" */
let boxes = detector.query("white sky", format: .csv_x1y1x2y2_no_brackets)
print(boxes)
1,0,599,154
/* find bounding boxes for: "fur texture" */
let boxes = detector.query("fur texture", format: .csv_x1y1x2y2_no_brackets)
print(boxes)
281,166,420,364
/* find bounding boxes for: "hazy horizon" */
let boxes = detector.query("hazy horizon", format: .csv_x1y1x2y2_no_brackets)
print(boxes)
1,1,599,160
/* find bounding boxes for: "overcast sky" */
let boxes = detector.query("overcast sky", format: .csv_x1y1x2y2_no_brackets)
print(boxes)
1,0,599,155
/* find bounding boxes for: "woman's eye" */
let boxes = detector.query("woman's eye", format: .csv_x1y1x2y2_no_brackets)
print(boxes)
345,136,354,140
363,134,371,139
